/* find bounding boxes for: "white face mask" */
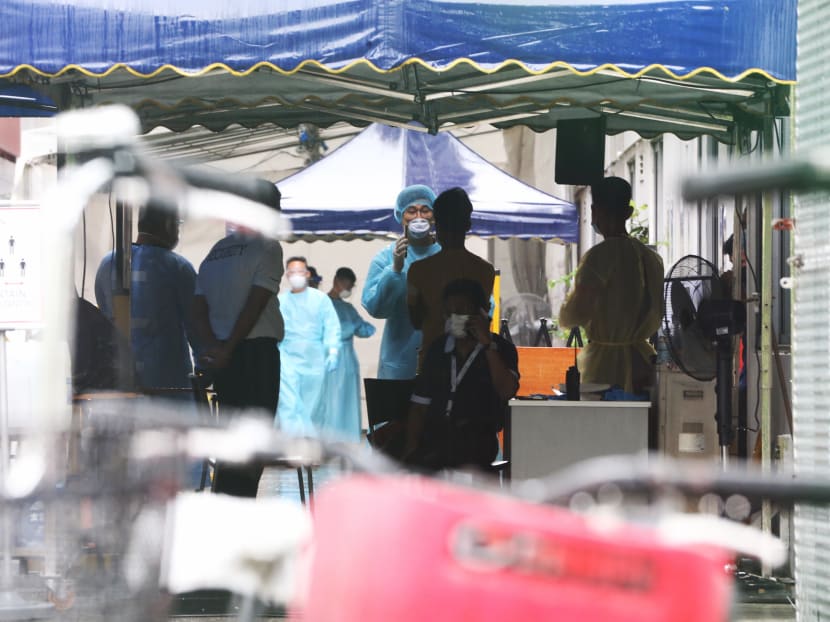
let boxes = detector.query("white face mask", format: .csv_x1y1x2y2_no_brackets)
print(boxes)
445,313,470,338
288,274,307,290
339,289,352,300
407,218,431,240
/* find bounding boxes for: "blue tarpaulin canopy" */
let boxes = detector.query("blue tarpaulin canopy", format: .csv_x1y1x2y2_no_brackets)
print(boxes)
0,81,56,117
0,1,795,142
280,123,578,242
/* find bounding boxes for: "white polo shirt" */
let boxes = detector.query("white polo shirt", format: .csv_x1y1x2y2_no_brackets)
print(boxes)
196,232,284,341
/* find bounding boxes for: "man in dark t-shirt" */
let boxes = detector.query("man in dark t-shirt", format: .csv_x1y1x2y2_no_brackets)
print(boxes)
404,279,519,471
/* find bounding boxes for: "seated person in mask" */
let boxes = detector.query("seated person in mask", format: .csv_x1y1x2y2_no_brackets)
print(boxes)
404,279,519,472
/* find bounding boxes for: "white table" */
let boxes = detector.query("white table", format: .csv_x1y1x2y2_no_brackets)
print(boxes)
506,400,651,480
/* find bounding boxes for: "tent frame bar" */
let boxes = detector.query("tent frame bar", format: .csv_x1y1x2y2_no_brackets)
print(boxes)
598,106,730,133
423,70,577,101
295,68,417,101
594,69,758,98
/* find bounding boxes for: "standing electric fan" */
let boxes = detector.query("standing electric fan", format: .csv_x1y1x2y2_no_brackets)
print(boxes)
662,255,745,464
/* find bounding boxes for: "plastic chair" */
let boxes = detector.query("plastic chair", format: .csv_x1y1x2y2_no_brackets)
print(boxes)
363,378,415,461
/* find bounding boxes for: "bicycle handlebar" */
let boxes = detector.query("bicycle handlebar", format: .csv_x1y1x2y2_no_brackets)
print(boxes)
169,161,281,211
58,104,282,211
524,452,830,506
683,149,830,199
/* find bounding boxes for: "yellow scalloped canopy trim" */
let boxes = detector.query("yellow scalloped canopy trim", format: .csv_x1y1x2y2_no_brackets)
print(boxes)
0,57,796,85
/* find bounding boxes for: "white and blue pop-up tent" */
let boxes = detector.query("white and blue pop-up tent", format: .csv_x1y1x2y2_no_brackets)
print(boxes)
279,123,578,242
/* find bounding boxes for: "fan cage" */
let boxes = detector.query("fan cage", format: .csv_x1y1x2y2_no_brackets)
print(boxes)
662,255,721,381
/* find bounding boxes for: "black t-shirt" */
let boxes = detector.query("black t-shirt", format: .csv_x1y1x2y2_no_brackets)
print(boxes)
72,297,135,394
411,333,518,469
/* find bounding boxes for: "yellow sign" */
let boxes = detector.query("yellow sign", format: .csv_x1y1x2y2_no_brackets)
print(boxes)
490,269,501,333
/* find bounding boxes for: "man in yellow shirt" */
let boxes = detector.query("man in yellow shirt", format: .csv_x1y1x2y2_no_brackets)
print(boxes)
407,187,495,369
558,177,664,394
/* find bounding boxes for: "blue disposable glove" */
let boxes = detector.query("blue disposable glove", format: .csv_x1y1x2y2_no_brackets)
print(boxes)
325,348,339,372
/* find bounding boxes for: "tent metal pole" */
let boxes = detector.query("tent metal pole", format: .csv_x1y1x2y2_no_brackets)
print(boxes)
727,128,744,461
760,115,775,574
113,200,132,341
732,196,744,458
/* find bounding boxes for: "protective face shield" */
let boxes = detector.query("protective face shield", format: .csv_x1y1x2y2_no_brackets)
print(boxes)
288,274,308,290
445,313,470,338
339,289,352,300
406,217,432,241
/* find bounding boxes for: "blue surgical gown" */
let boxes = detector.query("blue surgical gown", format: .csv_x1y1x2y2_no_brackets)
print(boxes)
277,288,341,436
321,298,375,441
361,241,440,379
94,244,197,389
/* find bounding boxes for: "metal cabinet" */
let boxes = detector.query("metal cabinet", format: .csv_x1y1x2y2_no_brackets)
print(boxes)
656,366,719,460
507,400,650,480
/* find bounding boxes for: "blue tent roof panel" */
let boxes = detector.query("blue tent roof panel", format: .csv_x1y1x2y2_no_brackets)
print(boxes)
0,1,795,140
1,0,796,82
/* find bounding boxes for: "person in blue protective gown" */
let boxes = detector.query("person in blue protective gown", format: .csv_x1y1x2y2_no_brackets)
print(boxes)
322,267,376,441
277,256,341,436
95,202,197,390
361,185,440,379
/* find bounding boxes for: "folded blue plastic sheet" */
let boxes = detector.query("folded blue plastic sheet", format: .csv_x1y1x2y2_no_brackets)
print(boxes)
0,81,56,117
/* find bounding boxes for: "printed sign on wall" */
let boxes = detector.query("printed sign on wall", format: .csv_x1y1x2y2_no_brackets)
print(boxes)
0,202,42,330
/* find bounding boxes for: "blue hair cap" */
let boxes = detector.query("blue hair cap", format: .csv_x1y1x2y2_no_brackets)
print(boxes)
394,185,436,223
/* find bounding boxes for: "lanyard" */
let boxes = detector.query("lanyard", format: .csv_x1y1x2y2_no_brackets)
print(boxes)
446,343,484,417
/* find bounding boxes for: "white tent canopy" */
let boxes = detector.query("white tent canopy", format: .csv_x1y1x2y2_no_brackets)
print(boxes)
279,123,577,242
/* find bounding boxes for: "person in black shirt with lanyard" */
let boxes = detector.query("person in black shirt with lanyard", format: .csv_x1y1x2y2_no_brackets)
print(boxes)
404,279,519,471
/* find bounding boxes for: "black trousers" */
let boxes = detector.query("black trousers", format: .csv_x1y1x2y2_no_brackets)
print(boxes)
212,337,280,497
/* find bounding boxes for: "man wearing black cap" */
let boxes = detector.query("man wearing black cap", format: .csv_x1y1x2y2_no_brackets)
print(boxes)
558,177,664,394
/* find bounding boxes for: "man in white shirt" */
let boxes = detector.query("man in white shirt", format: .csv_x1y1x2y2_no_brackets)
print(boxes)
193,218,284,497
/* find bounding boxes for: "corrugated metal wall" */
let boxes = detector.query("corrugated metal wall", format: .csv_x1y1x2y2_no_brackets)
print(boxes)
793,1,830,619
